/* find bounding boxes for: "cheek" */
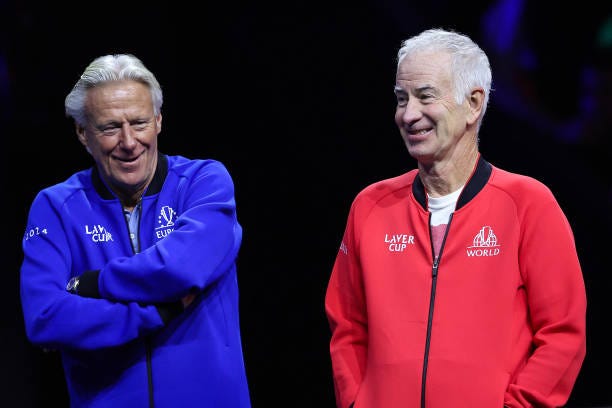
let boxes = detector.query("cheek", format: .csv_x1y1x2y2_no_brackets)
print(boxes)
394,109,404,125
95,139,119,155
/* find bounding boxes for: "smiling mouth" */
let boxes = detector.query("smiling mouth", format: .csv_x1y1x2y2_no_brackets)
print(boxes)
115,152,143,163
408,128,432,136
405,128,433,143
118,157,138,163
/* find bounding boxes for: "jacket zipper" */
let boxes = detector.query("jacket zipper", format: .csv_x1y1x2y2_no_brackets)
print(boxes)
122,200,154,407
147,337,154,408
420,213,453,408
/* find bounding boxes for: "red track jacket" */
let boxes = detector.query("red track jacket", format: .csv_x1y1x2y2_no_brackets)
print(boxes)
325,157,586,408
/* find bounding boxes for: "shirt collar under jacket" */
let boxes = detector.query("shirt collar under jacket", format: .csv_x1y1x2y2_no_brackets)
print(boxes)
412,154,493,212
91,152,169,200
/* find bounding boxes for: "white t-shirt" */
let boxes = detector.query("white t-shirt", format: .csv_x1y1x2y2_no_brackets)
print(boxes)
428,187,462,258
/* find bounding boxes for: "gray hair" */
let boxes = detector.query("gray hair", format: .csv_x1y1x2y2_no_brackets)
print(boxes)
397,28,492,129
65,54,163,126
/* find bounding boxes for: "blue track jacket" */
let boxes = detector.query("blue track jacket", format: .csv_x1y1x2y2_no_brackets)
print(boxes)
20,154,251,407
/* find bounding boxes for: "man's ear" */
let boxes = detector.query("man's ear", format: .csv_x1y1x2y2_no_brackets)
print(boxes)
156,113,163,134
76,124,91,153
467,88,485,126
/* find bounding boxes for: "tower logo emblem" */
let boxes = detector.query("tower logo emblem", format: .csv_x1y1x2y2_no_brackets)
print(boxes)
466,226,500,256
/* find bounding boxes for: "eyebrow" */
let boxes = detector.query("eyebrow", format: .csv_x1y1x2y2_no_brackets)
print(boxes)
95,120,122,129
394,84,436,94
415,85,436,93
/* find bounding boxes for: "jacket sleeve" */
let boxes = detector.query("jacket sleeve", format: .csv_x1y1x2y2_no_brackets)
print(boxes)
20,192,168,352
90,160,242,304
325,201,367,408
504,190,587,407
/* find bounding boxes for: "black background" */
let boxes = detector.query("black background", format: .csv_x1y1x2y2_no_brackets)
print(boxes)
2,1,611,407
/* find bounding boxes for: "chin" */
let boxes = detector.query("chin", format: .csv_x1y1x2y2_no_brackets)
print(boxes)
406,146,427,158
407,149,436,164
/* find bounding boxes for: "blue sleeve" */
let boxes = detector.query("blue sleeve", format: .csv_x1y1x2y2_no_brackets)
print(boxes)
20,191,167,352
96,160,242,304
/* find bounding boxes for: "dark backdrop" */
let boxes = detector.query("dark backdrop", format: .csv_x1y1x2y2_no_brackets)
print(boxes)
2,1,611,407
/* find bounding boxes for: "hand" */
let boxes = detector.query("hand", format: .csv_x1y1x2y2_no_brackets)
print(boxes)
181,293,196,308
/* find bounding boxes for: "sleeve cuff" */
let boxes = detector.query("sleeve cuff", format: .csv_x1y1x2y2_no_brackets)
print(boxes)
156,301,184,324
77,270,101,298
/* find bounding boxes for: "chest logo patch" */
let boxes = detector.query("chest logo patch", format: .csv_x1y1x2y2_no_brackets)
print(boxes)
384,233,415,252
85,224,114,243
467,226,500,256
156,205,177,239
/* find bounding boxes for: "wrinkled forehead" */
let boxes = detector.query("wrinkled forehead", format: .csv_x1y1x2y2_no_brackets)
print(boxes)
396,51,452,87
84,81,155,122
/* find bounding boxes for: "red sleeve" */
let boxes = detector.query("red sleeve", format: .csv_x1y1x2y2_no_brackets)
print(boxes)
325,203,368,408
505,191,587,407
